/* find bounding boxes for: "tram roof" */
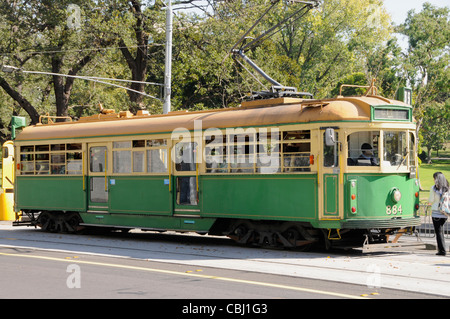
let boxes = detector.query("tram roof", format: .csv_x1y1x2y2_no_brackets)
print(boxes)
15,95,411,142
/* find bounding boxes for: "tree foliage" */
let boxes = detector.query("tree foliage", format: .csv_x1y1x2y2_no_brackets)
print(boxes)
0,0,448,153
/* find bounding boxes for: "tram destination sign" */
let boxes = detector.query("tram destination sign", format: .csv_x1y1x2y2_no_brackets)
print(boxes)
373,108,410,121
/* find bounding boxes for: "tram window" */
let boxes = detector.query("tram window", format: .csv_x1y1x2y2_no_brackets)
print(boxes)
256,131,280,174
283,130,310,140
21,162,34,174
347,131,380,166
283,143,311,172
21,145,34,153
409,132,415,167
67,152,82,174
67,143,82,150
35,145,49,152
147,149,168,173
51,144,65,151
133,150,145,172
133,140,145,148
323,132,339,167
176,176,198,205
384,131,407,166
230,144,254,173
147,139,167,147
282,130,311,172
113,141,132,149
113,150,132,173
205,133,226,173
19,143,84,175
51,153,66,174
205,145,227,173
174,142,197,171
90,146,107,173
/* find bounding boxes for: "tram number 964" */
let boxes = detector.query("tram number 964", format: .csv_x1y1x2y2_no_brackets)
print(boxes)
386,205,402,215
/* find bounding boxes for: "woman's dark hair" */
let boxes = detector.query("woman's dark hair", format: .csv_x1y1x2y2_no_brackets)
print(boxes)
433,172,449,193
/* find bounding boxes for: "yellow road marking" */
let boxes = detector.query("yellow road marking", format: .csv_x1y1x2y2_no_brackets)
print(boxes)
0,251,367,299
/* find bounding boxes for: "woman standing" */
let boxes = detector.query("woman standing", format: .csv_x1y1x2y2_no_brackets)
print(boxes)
428,172,450,256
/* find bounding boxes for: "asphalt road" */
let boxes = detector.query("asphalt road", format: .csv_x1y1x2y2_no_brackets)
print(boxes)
0,223,448,301
0,246,439,300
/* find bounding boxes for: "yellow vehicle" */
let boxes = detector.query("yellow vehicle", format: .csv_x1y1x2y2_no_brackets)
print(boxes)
0,141,15,221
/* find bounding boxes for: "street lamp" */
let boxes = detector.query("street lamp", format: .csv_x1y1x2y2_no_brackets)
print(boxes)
163,0,173,114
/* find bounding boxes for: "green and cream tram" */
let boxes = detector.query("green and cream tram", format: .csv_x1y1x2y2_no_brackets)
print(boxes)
11,89,420,249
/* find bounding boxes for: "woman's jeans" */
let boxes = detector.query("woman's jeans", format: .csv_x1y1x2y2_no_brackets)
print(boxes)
432,217,448,253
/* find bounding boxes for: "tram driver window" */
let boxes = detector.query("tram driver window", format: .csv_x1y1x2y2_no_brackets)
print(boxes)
384,131,407,166
323,132,339,167
347,131,380,166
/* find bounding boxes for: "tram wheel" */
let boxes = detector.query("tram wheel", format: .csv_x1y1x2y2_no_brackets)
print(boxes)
37,211,57,232
64,212,84,233
283,227,299,246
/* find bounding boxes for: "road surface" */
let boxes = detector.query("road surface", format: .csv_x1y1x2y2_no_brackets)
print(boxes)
0,222,448,301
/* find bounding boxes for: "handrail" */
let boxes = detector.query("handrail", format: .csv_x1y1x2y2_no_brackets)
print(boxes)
339,78,378,96
39,113,73,124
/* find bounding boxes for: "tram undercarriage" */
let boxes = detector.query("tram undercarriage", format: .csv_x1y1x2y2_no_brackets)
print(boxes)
14,210,418,251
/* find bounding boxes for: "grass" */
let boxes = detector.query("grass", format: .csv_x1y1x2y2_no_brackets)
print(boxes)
418,142,450,200
418,162,450,201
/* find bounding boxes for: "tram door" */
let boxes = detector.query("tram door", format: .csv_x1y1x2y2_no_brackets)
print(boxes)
320,128,341,219
172,141,200,216
87,143,109,212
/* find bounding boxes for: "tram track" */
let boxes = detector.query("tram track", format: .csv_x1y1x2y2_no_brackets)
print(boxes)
1,227,449,297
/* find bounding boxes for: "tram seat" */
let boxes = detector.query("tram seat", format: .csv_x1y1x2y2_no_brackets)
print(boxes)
357,159,372,166
347,158,357,166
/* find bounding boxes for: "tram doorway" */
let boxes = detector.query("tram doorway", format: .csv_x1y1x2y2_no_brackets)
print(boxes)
319,128,341,220
87,143,109,212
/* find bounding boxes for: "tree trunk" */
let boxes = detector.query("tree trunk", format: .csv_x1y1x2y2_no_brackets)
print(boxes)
0,76,40,125
51,53,94,121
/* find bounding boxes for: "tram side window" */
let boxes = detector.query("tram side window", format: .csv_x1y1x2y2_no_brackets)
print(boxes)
283,130,311,172
147,139,168,173
205,133,227,173
347,131,379,166
19,143,82,175
409,132,415,167
113,141,132,173
229,132,255,173
204,129,311,174
257,130,280,174
112,139,168,174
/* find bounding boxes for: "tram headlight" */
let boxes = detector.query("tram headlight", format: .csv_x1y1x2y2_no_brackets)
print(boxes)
391,188,402,203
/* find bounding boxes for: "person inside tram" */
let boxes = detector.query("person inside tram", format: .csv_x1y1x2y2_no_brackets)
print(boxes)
358,143,379,166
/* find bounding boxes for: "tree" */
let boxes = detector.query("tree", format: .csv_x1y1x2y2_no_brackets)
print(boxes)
0,0,107,122
397,3,450,131
421,101,450,162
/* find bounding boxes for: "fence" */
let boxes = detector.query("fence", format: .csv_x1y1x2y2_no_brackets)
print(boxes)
417,202,450,239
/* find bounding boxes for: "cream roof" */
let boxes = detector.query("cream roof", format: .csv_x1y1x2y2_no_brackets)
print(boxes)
15,95,410,142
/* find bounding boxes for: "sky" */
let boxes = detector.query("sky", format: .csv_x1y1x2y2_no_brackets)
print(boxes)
382,0,449,51
383,0,449,25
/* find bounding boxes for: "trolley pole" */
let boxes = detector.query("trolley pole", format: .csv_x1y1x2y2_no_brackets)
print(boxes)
163,0,173,114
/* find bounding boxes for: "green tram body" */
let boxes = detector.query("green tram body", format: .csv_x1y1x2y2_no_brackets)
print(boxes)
13,95,421,249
